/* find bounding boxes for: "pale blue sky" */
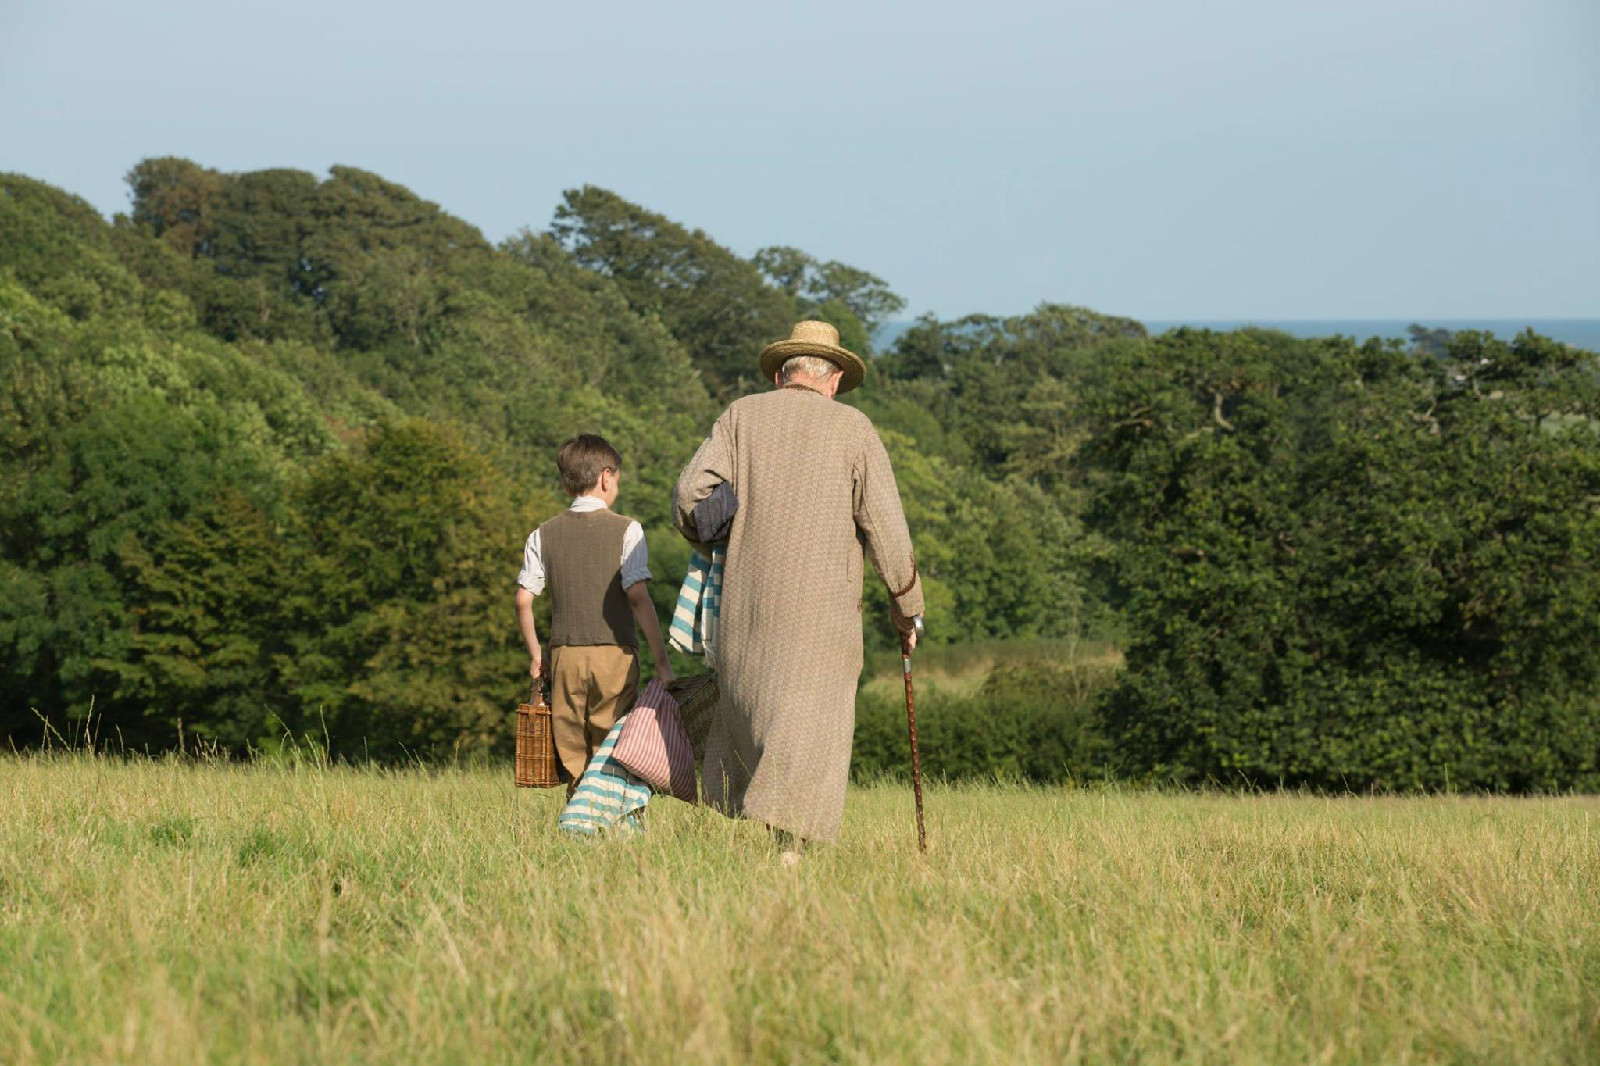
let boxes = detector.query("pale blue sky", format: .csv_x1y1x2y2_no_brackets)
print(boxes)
2,0,1595,320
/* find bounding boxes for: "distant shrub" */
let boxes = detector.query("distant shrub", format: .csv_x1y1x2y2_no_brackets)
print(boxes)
852,662,1113,783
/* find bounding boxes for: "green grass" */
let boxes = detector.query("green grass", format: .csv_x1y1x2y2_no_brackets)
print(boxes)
2,755,1597,1065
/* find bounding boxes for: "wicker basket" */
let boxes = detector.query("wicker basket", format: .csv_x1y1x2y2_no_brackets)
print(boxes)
666,673,719,763
515,681,561,788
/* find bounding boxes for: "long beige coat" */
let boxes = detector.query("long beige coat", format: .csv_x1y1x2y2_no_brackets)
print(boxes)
674,385,924,841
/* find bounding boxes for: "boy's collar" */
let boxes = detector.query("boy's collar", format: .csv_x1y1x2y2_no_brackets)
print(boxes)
569,495,610,512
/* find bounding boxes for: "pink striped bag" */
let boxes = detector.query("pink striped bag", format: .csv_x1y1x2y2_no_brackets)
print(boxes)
613,679,698,802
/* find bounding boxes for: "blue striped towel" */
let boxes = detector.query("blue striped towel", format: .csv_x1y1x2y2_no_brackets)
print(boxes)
557,714,652,837
668,547,724,667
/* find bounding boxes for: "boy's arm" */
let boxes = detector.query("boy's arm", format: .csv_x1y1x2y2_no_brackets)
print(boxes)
514,528,546,678
625,582,676,683
514,587,543,679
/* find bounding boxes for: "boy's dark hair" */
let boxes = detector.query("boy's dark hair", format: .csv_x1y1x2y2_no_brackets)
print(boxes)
556,434,622,497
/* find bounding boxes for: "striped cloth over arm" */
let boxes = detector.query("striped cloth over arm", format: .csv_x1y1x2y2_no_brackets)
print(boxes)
668,551,709,656
667,547,724,666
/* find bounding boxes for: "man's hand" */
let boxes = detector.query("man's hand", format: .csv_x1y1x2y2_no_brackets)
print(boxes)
528,652,542,680
891,603,920,652
657,661,676,684
896,617,921,653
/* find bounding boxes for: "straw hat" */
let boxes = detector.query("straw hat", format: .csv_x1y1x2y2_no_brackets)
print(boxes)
758,321,866,394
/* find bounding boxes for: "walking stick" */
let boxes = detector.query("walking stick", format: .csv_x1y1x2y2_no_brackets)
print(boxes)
902,615,927,853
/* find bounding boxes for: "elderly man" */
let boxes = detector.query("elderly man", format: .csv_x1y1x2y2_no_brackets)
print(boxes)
674,320,923,847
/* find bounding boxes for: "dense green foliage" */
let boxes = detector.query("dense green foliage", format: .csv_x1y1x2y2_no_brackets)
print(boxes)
873,311,1600,788
0,162,1083,757
3,160,1597,788
1085,328,1600,789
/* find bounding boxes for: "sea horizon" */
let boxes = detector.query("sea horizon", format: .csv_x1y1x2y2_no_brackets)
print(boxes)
1145,318,1600,351
874,318,1600,352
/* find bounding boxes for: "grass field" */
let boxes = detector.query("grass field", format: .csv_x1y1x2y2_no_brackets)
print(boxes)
2,755,1597,1065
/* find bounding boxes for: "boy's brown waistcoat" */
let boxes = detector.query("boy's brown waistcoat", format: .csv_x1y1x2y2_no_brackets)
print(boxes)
540,509,638,649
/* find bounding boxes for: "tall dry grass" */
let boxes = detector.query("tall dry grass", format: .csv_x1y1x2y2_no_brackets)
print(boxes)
1,754,1596,1064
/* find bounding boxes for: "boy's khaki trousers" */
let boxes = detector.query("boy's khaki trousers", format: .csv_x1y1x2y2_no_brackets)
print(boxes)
549,645,640,785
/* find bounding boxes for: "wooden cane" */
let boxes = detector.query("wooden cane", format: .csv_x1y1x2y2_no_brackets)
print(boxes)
902,616,927,853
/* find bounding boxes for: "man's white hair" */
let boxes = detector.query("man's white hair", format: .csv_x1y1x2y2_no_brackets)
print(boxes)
780,354,841,383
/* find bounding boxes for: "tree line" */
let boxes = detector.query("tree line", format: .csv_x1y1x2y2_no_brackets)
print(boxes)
3,159,1596,787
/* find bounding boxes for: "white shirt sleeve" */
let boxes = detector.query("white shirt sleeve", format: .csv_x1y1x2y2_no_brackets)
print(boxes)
620,521,652,588
516,529,544,595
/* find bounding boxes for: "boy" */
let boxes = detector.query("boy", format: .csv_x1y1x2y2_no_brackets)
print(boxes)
514,434,674,788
